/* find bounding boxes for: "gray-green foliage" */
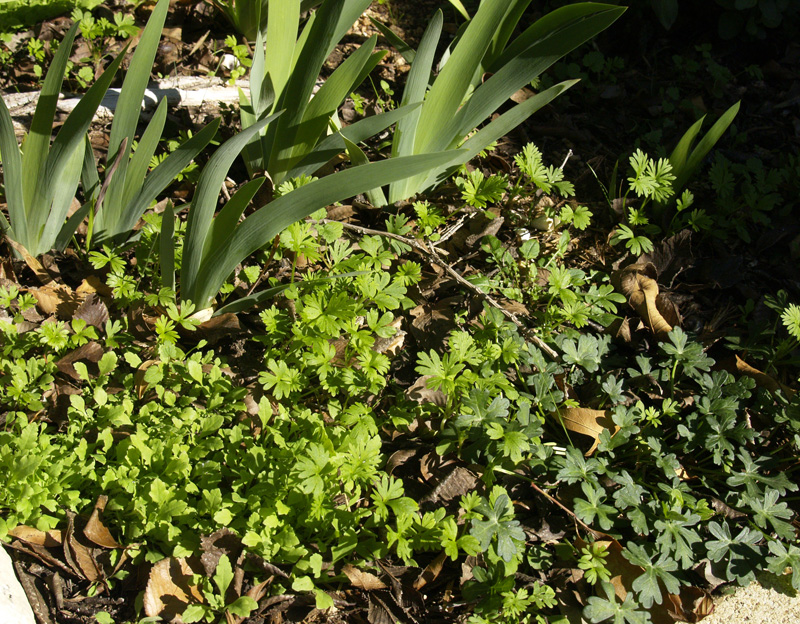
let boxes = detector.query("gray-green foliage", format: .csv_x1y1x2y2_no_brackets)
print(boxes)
82,0,219,248
0,21,126,257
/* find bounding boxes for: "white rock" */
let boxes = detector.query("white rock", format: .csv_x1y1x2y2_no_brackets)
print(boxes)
220,53,241,71
0,544,35,624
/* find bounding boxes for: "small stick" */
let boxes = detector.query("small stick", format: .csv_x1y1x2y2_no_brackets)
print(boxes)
324,219,559,360
492,466,594,534
559,149,573,171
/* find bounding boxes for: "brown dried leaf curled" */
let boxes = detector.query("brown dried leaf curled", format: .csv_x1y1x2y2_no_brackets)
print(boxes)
733,355,796,398
83,496,121,549
613,263,673,339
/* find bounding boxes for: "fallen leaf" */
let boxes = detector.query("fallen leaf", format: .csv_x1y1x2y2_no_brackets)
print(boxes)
574,536,641,603
197,313,243,344
74,293,110,329
607,316,632,342
8,525,63,547
4,238,53,284
134,359,159,399
500,299,529,317
406,375,447,407
373,318,406,356
510,85,537,103
612,262,673,339
56,341,105,380
552,407,619,455
188,307,214,324
199,528,242,578
731,355,795,398
641,230,694,285
343,564,388,590
385,448,418,474
419,465,479,505
327,204,356,221
465,215,504,247
64,512,102,581
28,284,83,317
76,275,113,298
83,496,121,549
413,551,446,591
144,557,206,623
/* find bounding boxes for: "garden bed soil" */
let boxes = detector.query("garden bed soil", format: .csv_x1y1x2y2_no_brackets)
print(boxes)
1,1,799,623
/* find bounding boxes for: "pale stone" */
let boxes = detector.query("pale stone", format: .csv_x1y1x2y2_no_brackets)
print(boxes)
679,572,800,624
0,544,36,624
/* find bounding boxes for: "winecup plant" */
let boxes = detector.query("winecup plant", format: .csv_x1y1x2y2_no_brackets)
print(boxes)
171,117,464,311
79,0,219,248
239,0,419,187
207,0,321,40
0,21,127,258
368,1,625,205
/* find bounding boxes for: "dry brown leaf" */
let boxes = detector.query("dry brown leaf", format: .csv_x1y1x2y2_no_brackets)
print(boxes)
229,577,271,624
76,275,113,298
374,318,406,357
500,299,529,317
134,359,159,399
606,317,632,342
28,284,83,317
733,355,796,398
385,449,418,475
575,535,702,623
74,293,110,329
56,341,105,380
510,85,537,104
8,525,63,547
612,263,673,339
144,557,206,623
327,204,356,221
197,312,242,344
199,528,242,578
343,564,387,590
64,512,102,582
413,551,446,591
419,465,479,505
552,407,619,456
406,375,447,407
574,537,641,603
4,237,53,284
83,496,121,549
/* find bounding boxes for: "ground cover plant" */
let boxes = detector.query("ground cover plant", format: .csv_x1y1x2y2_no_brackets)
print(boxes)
0,1,798,623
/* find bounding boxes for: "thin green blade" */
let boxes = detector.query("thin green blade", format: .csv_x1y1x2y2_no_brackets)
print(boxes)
21,22,79,213
104,0,170,216
0,97,26,242
182,113,280,298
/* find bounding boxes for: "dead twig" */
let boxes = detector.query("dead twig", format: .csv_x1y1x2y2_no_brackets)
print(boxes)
323,219,559,360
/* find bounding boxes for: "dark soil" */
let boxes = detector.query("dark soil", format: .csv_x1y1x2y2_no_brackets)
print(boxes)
2,1,799,622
